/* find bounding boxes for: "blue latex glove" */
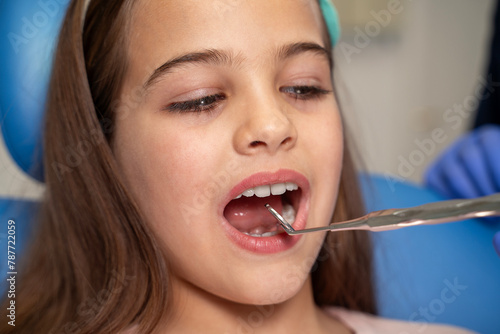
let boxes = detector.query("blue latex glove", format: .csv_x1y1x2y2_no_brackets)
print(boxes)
424,125,500,255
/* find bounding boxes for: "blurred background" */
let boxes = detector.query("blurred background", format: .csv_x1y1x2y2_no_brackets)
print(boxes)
0,0,497,198
334,0,495,187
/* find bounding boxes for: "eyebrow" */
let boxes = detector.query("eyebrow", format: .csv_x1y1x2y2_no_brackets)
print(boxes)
143,42,331,90
276,42,331,66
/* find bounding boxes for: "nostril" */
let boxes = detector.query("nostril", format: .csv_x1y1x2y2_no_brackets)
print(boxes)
281,137,292,146
250,140,265,147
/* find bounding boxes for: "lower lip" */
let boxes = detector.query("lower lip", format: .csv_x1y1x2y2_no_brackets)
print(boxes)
221,201,307,254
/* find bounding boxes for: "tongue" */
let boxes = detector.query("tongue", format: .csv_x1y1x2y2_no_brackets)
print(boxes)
224,195,283,233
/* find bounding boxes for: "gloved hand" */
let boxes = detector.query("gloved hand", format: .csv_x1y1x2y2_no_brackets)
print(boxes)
424,125,500,255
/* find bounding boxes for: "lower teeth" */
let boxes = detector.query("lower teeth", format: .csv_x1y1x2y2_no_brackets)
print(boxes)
242,204,297,238
282,203,296,223
243,231,280,238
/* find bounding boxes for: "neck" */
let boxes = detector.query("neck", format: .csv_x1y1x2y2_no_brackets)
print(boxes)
159,276,350,334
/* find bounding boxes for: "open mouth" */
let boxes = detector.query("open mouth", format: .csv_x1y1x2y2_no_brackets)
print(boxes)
223,183,301,237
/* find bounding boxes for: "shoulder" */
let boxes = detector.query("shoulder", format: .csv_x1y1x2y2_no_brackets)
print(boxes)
325,307,477,334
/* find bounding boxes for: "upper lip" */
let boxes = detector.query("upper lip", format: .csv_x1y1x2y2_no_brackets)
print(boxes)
220,169,310,213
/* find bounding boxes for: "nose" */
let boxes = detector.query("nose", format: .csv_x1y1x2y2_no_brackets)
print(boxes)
233,98,298,156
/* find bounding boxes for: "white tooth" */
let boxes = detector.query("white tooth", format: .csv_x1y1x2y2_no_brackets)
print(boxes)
250,226,265,235
254,185,271,198
242,189,255,197
292,183,299,191
282,203,296,224
285,182,296,191
234,194,242,199
270,183,286,195
244,231,279,237
242,230,280,238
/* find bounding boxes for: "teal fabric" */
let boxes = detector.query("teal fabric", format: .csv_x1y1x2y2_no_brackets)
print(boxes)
319,0,341,46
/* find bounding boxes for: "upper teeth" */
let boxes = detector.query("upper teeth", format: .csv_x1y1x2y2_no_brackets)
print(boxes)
234,182,299,199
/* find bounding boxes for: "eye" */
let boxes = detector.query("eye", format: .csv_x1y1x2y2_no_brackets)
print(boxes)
280,85,331,101
164,93,226,113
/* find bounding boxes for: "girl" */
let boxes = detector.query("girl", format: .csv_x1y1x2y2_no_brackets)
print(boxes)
1,0,474,333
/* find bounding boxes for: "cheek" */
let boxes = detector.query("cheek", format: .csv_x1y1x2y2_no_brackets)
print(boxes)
114,118,198,220
301,105,344,225
303,105,343,170
114,116,234,238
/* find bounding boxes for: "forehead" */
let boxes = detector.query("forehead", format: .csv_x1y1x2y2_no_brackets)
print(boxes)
124,0,326,86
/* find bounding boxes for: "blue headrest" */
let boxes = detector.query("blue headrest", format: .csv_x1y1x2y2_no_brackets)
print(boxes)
0,0,69,182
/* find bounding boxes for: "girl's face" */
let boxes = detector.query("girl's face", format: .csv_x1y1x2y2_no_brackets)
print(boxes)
114,0,343,307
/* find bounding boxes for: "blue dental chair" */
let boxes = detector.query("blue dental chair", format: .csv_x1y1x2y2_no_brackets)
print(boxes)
1,1,499,333
362,175,500,333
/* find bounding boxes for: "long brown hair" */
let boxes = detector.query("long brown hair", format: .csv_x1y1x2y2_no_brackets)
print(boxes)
0,0,375,333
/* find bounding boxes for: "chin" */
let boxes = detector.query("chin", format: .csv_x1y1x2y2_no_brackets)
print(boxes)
224,270,310,306
216,242,323,307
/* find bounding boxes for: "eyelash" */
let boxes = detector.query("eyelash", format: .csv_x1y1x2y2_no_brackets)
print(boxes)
165,94,227,113
164,86,331,113
279,85,331,100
